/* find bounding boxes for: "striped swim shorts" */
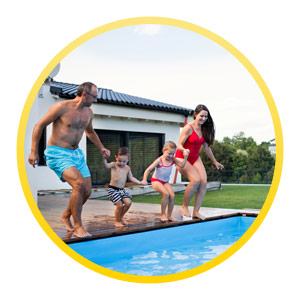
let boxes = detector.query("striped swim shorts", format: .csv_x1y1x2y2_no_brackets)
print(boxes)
107,185,132,205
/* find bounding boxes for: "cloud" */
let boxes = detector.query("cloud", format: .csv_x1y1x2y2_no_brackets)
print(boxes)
134,24,162,36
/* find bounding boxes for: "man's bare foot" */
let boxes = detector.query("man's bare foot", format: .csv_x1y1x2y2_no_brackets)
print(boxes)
180,206,191,218
160,215,168,222
73,226,91,238
121,219,128,226
192,211,206,220
167,216,178,222
115,222,125,228
60,214,74,232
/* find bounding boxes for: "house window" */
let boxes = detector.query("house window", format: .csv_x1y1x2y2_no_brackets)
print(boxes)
86,130,164,186
38,127,47,166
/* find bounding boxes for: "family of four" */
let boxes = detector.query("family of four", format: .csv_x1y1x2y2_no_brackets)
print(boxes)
28,82,223,237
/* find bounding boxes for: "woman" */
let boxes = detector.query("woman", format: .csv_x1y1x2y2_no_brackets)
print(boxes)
175,104,224,219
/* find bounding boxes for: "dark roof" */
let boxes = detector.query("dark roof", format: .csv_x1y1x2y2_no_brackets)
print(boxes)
50,81,193,116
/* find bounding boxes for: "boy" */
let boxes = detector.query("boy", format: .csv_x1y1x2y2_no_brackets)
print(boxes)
103,147,143,227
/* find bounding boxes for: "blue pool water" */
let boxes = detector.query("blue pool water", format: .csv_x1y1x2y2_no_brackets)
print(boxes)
69,216,254,276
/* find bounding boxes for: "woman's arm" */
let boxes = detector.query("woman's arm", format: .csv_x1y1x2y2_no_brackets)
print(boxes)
203,143,224,170
173,149,190,168
176,124,193,153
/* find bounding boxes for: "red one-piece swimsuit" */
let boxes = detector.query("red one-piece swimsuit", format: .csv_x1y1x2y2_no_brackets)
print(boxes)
175,124,205,165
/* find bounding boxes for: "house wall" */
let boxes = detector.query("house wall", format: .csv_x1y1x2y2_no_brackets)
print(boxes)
24,83,192,203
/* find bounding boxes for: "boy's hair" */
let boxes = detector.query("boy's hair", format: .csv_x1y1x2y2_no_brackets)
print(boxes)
163,141,177,151
117,147,129,156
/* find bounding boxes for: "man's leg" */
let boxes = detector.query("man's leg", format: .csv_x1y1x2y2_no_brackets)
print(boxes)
82,177,92,205
60,176,92,232
61,167,91,237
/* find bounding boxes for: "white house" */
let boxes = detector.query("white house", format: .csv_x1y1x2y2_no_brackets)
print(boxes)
24,80,193,203
268,138,276,155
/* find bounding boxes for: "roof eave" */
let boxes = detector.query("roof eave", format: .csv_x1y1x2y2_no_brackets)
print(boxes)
57,93,192,116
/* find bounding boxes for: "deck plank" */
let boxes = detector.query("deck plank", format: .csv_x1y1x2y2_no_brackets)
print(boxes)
38,196,259,243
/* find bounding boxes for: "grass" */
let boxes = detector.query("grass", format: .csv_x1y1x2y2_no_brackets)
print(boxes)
133,185,270,209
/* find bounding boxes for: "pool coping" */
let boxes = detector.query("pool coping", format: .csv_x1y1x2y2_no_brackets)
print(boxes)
65,211,258,244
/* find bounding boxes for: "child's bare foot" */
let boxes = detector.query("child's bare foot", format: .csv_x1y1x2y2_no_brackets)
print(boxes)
115,222,125,228
121,219,128,226
180,206,191,218
60,214,74,232
160,215,168,222
167,216,178,222
73,226,91,238
192,211,206,220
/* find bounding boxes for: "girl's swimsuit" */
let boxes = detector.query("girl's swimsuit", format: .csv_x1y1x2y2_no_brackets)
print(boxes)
151,158,174,184
175,124,205,165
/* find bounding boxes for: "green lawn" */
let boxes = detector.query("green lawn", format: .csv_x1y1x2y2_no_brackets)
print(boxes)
133,185,270,209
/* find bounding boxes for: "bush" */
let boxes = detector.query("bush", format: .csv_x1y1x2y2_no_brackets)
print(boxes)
252,172,262,183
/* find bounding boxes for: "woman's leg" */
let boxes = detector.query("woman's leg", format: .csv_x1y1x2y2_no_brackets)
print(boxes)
176,160,201,217
151,181,169,222
192,158,207,219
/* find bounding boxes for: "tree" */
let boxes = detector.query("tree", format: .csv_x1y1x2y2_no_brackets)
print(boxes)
199,132,275,183
200,140,235,171
248,144,274,171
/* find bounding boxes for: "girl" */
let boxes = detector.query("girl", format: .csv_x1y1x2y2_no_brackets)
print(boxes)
141,141,189,222
175,104,224,220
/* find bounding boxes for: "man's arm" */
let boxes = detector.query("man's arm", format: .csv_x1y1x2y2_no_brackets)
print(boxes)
28,102,65,167
85,113,110,158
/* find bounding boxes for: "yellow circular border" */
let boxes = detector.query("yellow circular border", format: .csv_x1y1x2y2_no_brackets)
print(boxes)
17,17,283,283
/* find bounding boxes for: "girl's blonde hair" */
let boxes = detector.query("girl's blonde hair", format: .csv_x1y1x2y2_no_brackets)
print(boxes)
163,141,177,151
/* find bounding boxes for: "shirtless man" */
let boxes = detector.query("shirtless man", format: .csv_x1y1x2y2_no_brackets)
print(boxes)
28,82,110,237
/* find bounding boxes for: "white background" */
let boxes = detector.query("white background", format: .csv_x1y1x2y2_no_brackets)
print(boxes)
1,1,299,299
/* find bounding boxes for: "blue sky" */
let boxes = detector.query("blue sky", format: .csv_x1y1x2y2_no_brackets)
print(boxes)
55,24,274,144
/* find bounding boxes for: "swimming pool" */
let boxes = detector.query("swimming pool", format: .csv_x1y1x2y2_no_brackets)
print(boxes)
69,216,254,276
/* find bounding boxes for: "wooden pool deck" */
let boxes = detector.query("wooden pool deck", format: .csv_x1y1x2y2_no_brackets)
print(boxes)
38,195,260,244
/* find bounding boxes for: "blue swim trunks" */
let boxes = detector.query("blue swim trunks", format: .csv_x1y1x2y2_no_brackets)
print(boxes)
44,146,91,182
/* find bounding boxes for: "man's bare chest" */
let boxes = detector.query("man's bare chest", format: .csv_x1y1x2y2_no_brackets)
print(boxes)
61,110,91,130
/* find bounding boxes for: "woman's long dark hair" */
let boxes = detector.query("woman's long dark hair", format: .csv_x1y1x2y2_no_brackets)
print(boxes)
193,104,215,146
